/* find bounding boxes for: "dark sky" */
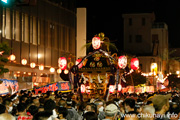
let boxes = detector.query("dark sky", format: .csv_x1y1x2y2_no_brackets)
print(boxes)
76,0,180,52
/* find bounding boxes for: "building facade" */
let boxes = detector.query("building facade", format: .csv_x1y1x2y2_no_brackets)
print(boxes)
122,13,169,74
0,0,76,89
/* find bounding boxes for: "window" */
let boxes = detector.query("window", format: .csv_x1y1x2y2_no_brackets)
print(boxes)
66,27,69,52
6,8,11,39
135,35,142,43
33,16,37,45
21,13,24,42
129,35,132,43
62,26,66,50
30,16,33,43
142,18,145,26
47,22,52,47
129,18,132,26
15,11,20,41
54,24,58,49
2,8,5,38
38,19,40,45
24,14,29,43
40,20,45,46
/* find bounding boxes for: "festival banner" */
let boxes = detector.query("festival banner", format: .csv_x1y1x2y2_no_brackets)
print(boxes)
34,82,71,94
0,79,19,95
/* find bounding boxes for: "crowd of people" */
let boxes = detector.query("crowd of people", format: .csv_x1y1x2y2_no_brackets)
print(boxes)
0,89,180,120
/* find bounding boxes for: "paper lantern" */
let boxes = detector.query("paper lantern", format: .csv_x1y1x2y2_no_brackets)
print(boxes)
131,58,139,70
118,56,127,69
81,84,86,93
50,67,55,73
57,68,62,74
118,84,122,92
76,59,83,68
58,57,67,70
92,37,101,49
30,62,36,68
39,64,44,70
21,59,27,65
64,69,69,74
109,85,115,93
9,54,16,61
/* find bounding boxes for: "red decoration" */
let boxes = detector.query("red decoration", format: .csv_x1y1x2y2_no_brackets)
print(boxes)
118,56,127,69
58,57,67,70
92,37,101,49
131,58,139,70
109,85,115,93
76,59,83,68
81,84,86,93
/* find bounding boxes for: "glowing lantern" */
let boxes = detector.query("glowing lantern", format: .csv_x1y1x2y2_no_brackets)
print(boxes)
92,37,101,49
50,67,55,73
151,63,157,75
131,58,139,70
57,68,62,74
58,57,67,70
118,84,122,92
21,59,27,65
30,62,36,68
118,56,127,69
64,69,69,74
81,84,86,93
39,64,44,70
9,54,16,61
76,59,83,68
109,85,115,93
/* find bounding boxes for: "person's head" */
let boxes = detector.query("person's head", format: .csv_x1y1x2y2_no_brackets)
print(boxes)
0,113,15,120
38,106,44,112
33,98,40,107
44,99,56,112
152,94,171,113
3,98,13,113
17,103,27,113
85,103,97,113
123,98,135,113
59,99,67,107
27,105,38,116
66,98,72,107
19,95,27,103
83,111,98,120
0,97,3,104
57,107,68,119
104,103,118,117
94,100,104,112
33,111,52,120
0,104,6,114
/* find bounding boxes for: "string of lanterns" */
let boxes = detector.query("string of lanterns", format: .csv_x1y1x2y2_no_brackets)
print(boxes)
9,54,56,73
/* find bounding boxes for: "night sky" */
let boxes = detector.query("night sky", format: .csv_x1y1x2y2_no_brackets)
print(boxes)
77,0,180,53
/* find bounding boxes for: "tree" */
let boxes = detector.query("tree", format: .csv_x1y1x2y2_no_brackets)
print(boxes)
0,42,11,75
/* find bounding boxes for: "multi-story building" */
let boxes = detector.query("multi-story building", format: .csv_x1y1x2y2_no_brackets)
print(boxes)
122,12,169,75
0,0,76,89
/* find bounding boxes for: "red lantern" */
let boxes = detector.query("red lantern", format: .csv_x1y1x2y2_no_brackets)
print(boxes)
92,37,101,49
118,56,127,69
58,57,67,70
109,85,115,93
81,84,86,93
76,59,83,68
118,84,122,92
131,58,139,70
